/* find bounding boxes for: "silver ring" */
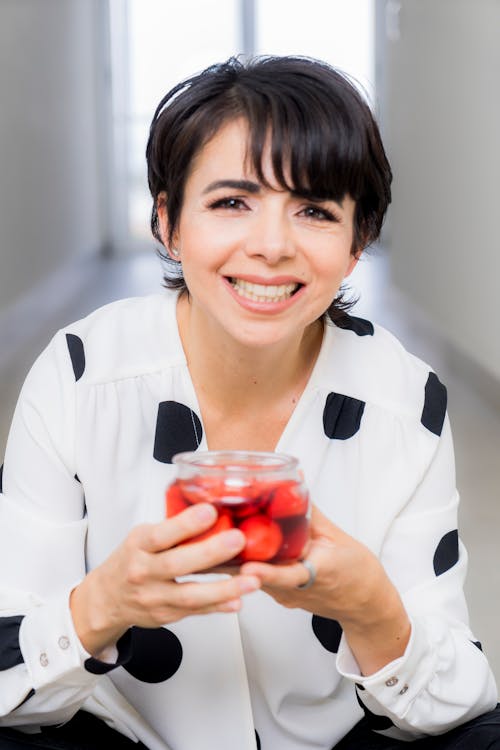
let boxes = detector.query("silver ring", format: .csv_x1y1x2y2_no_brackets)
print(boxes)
296,559,316,590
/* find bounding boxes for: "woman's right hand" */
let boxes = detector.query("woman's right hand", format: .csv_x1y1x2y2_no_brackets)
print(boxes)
70,503,259,657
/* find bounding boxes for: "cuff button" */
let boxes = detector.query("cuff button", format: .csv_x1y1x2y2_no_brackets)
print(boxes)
385,676,398,687
58,636,70,650
40,652,49,667
399,684,409,695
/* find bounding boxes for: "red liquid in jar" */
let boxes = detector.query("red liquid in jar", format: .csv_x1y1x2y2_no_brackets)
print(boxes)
166,476,309,564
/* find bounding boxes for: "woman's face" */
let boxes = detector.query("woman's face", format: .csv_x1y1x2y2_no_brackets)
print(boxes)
160,117,359,350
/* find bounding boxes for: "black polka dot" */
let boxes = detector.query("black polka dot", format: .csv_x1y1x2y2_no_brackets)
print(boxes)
255,729,261,749
472,640,483,652
312,615,343,653
433,530,459,576
0,615,24,670
0,463,3,493
336,314,374,336
66,333,86,381
123,627,183,683
323,393,365,440
356,690,394,730
85,630,134,675
153,401,203,463
421,372,447,436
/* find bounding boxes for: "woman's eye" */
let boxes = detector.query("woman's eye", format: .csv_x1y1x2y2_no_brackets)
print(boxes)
209,197,247,210
301,205,338,221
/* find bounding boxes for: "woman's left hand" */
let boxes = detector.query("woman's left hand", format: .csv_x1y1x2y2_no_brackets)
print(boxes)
240,505,412,675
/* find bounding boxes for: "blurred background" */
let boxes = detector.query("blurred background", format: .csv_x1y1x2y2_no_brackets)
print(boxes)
0,0,499,679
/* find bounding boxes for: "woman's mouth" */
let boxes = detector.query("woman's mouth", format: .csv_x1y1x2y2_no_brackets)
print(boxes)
228,277,301,303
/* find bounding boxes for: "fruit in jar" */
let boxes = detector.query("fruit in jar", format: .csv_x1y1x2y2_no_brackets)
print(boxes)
165,474,309,564
268,481,309,518
181,512,234,545
165,483,190,516
238,515,283,561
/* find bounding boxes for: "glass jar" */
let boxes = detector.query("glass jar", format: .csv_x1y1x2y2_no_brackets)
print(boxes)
166,450,310,564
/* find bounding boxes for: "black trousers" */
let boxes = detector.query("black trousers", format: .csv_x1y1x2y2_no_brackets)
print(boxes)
1,706,500,749
0,712,147,749
336,704,500,749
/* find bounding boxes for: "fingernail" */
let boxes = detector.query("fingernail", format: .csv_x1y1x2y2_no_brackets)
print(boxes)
220,599,241,612
238,576,260,593
194,504,217,522
223,530,245,550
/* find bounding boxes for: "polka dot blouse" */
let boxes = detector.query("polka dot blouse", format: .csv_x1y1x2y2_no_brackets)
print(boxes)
0,292,496,749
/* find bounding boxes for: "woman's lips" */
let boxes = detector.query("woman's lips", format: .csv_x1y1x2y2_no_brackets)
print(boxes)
228,277,300,303
223,276,305,312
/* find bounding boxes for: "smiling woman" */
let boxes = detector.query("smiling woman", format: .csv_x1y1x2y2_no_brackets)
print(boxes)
0,55,499,750
147,56,390,329
155,115,358,359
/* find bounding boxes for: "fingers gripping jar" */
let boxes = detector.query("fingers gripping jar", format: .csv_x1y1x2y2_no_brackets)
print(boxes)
166,451,310,564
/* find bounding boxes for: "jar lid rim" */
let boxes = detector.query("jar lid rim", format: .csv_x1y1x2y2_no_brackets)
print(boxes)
172,450,298,471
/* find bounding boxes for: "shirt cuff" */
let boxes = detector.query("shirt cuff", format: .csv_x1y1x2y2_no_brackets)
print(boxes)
336,617,437,714
19,584,100,690
19,584,133,688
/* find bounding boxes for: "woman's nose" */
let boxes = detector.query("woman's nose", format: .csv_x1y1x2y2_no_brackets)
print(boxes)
244,207,295,264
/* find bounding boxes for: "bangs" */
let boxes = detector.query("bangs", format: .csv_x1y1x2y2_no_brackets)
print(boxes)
238,78,369,203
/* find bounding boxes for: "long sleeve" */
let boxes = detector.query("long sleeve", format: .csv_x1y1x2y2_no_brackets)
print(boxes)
0,331,125,729
336,412,498,739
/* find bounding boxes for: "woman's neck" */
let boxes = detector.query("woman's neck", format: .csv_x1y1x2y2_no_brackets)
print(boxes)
176,294,324,414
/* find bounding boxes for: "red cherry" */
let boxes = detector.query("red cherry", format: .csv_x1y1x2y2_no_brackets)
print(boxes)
268,482,308,519
238,515,283,562
166,483,190,517
228,495,269,519
181,512,234,545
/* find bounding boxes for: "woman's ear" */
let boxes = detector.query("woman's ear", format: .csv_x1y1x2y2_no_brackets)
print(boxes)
345,248,363,278
156,192,169,244
157,192,180,260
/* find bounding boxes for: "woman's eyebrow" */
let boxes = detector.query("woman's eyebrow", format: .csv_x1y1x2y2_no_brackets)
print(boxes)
202,179,261,194
202,179,345,208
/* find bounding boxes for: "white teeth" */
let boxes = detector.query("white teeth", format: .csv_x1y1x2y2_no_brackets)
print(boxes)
230,278,299,302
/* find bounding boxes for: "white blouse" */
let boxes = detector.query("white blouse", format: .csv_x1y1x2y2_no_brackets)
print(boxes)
0,291,496,750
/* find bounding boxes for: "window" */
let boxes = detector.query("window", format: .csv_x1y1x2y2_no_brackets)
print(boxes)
256,0,374,100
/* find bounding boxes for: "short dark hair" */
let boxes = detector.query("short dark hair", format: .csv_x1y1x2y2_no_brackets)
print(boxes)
146,55,392,324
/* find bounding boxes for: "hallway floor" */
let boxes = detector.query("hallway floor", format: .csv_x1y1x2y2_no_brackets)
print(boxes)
1,249,499,682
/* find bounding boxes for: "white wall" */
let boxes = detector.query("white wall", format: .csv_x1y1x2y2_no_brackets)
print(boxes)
382,0,500,383
0,0,106,315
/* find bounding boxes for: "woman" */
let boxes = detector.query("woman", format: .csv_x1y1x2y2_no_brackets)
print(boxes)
0,56,498,750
